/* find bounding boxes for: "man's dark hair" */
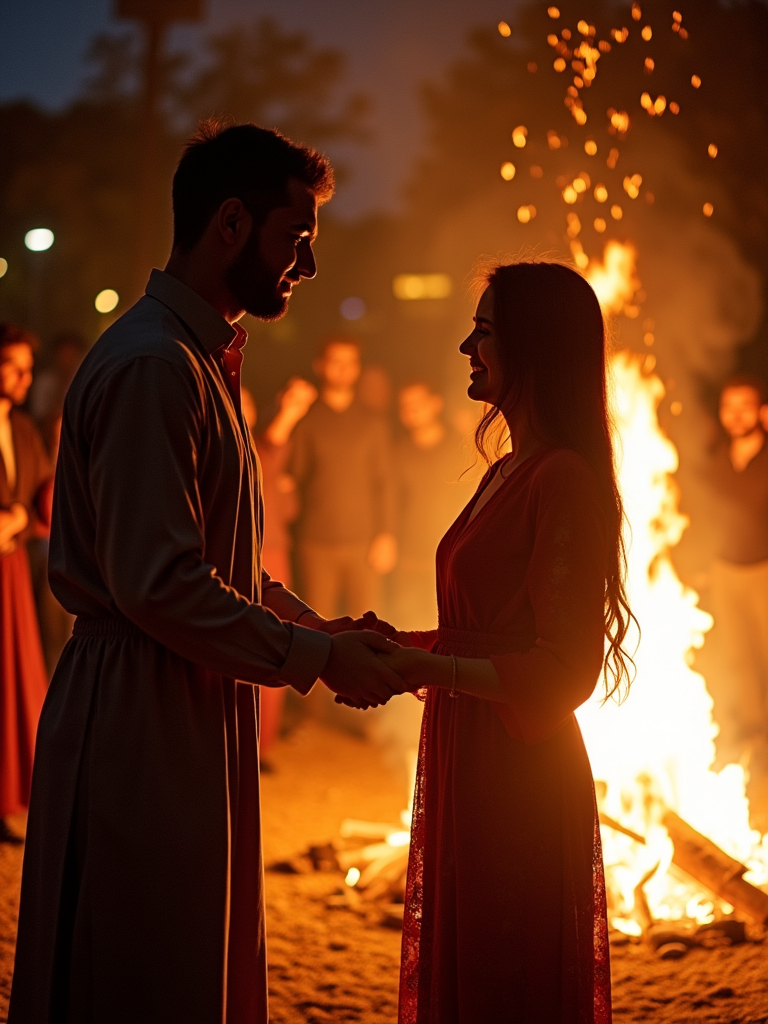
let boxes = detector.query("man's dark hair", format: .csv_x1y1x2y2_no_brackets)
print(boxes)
721,374,768,405
172,119,335,250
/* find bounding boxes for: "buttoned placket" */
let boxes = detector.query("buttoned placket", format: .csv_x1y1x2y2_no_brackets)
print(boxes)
218,322,248,414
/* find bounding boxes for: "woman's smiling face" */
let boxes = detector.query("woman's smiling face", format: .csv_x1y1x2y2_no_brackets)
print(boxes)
459,286,506,407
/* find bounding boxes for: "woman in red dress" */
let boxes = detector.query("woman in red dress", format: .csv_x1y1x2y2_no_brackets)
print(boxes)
374,261,634,1023
0,325,53,844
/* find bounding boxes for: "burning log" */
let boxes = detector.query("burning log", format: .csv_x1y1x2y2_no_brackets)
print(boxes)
662,810,768,928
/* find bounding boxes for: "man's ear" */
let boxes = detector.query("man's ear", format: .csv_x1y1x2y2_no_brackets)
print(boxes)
216,198,252,248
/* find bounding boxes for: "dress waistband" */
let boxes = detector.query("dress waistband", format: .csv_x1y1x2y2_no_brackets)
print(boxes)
436,625,532,657
73,613,142,638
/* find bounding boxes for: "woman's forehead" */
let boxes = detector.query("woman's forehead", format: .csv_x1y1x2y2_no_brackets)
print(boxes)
476,286,494,319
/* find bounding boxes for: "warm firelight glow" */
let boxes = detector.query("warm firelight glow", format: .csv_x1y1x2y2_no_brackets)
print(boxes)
512,126,528,148
500,161,516,180
576,241,768,931
497,21,511,37
585,240,639,315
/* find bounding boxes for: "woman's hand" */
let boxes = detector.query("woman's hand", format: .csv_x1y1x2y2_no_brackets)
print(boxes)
0,503,28,548
377,648,451,691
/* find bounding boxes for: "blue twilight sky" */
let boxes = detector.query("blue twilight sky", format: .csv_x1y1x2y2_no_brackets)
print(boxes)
0,0,526,218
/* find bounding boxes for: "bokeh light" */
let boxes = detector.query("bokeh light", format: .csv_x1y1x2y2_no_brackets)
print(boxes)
340,296,366,320
392,274,452,300
95,288,119,313
497,21,511,37
512,126,528,148
703,202,714,217
500,161,516,181
24,228,54,252
0,259,7,278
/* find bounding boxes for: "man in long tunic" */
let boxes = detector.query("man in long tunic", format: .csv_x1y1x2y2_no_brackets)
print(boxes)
9,121,405,1024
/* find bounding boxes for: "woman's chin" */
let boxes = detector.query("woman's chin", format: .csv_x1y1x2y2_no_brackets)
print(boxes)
467,379,492,403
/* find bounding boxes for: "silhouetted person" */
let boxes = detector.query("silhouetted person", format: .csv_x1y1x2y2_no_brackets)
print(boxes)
289,337,398,619
0,325,53,845
708,376,768,824
393,381,473,629
9,120,406,1024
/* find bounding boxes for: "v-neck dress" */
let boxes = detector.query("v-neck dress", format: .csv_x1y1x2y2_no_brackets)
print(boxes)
391,447,612,1024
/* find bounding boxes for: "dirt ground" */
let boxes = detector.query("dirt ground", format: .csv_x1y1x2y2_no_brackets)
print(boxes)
2,719,768,1023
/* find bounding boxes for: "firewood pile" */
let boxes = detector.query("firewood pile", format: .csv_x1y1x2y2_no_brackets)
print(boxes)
268,817,410,929
270,808,768,954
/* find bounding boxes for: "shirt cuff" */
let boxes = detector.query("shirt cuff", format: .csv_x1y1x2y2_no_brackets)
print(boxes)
279,623,332,695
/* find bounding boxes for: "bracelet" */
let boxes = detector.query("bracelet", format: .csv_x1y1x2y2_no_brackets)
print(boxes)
449,654,459,698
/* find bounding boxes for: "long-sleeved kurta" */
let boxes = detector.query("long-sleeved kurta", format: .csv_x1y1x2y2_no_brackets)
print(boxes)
0,409,52,818
9,270,332,1024
391,448,612,1024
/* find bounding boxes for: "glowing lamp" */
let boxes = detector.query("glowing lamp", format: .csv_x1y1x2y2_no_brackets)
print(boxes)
393,273,452,301
24,228,54,252
0,258,7,278
95,289,119,314
500,162,516,181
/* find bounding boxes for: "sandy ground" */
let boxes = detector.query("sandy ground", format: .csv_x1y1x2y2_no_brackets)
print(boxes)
2,719,768,1023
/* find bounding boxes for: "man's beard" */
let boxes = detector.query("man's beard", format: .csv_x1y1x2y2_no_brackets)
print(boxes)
225,228,289,322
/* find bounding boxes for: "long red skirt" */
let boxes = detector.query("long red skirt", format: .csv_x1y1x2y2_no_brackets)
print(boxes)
0,545,48,817
399,655,612,1024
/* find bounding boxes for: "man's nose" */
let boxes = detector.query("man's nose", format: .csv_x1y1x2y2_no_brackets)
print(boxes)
296,240,317,281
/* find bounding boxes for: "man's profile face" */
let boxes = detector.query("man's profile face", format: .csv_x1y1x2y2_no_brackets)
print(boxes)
225,178,318,321
318,343,361,391
720,385,763,440
0,343,34,405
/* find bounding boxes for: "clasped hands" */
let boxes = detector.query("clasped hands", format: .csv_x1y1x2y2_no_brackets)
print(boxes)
299,610,425,710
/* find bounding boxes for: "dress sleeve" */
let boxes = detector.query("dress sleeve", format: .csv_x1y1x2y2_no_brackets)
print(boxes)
87,357,330,694
490,458,608,743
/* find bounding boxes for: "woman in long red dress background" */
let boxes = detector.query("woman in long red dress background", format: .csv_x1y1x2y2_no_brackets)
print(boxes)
369,260,635,1023
0,325,53,844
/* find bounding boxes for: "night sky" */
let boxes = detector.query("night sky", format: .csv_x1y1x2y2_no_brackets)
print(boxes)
0,0,525,218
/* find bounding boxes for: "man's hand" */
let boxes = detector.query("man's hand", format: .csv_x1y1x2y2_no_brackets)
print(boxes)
368,532,398,575
320,630,409,709
297,611,359,635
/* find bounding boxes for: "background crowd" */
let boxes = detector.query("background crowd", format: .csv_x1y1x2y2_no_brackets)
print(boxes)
3,313,768,836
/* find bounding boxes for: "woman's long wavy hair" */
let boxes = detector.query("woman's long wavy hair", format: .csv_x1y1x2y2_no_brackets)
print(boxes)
473,258,636,701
